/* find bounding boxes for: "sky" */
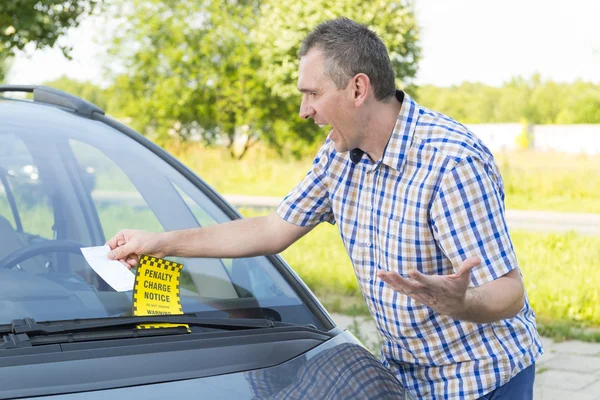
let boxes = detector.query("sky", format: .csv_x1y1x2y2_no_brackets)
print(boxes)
6,0,600,88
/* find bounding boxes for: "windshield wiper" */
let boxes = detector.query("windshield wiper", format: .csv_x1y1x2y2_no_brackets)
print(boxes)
4,315,297,336
0,315,316,350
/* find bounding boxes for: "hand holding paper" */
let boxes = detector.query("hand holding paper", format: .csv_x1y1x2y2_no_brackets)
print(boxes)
80,245,135,292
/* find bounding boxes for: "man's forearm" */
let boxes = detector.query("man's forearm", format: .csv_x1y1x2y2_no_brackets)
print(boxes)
160,216,277,258
159,212,313,259
453,269,525,323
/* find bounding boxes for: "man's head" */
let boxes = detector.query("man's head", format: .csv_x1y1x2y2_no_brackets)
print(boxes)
299,17,396,102
297,17,396,153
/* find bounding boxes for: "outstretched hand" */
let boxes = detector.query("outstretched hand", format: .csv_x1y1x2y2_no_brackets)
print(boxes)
377,257,481,318
106,229,166,269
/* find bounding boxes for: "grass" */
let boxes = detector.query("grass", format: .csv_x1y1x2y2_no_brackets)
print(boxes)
496,150,600,213
170,144,600,214
239,207,600,341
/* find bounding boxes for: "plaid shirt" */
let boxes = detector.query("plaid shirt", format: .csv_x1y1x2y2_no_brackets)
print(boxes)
277,91,543,399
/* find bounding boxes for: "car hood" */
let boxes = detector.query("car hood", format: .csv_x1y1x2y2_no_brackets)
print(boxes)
18,332,412,400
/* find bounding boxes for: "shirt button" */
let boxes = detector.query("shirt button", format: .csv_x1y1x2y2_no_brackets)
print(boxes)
367,205,373,211
366,242,371,247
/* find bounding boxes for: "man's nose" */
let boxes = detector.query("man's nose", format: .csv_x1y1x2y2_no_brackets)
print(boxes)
299,97,315,120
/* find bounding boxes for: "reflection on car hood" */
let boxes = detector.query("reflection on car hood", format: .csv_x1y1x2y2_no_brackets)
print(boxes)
22,332,413,400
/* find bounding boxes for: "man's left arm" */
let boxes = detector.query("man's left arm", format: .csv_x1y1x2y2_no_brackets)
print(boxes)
378,155,525,323
457,266,524,323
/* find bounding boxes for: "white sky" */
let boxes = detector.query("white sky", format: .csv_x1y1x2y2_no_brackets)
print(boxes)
6,0,600,87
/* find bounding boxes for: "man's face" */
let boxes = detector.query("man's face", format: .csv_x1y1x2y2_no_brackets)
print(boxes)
298,49,357,153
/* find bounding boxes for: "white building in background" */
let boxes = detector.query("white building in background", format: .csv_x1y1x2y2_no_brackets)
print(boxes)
533,125,600,155
467,124,522,152
467,124,600,155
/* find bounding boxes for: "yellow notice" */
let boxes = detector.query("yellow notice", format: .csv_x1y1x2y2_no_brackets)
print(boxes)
132,255,189,331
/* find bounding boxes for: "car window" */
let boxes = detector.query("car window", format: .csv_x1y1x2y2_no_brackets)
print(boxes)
0,105,323,330
69,139,163,238
0,134,54,239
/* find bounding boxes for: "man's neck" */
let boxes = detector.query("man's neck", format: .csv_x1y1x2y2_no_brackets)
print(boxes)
360,94,403,162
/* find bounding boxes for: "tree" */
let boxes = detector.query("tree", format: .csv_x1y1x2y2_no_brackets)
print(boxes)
0,0,101,83
256,0,421,99
0,54,10,83
0,0,101,56
415,75,600,125
108,0,421,158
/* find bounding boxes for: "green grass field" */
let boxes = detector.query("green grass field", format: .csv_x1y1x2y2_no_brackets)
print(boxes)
236,208,600,332
170,144,600,214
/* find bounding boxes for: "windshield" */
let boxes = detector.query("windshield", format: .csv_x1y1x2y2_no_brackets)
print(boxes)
0,101,323,329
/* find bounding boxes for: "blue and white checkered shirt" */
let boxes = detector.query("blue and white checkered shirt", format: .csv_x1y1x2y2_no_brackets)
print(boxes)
277,91,543,399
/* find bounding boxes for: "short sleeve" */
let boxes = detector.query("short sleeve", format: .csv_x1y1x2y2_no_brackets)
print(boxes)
430,156,518,286
276,143,336,227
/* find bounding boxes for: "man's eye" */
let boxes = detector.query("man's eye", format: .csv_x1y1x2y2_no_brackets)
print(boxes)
309,92,317,97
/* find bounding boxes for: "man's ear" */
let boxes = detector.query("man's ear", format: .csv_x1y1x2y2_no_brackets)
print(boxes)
351,73,370,106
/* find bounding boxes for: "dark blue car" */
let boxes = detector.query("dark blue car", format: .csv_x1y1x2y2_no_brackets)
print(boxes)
0,86,414,399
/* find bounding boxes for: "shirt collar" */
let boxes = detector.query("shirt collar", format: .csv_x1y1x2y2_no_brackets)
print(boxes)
381,90,420,172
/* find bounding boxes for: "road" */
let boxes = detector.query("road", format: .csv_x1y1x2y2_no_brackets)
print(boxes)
332,313,600,400
222,194,600,236
90,191,600,235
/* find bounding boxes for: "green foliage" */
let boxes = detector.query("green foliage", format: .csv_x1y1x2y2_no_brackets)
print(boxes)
416,74,600,124
0,53,10,83
256,0,421,98
107,0,421,156
0,0,101,83
0,0,101,57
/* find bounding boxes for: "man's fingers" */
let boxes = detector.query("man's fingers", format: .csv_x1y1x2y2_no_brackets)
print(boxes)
105,233,121,250
377,271,427,294
106,230,130,250
108,243,134,260
126,255,139,268
408,269,437,286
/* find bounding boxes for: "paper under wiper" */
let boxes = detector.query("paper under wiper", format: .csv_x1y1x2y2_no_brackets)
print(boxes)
80,245,135,292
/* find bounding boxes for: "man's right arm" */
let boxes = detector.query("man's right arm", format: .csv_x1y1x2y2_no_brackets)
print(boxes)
107,212,314,266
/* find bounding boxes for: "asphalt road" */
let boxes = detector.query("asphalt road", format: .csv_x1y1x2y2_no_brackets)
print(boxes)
223,194,600,236
91,191,600,236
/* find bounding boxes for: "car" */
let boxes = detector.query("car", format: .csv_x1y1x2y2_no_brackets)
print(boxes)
0,85,414,399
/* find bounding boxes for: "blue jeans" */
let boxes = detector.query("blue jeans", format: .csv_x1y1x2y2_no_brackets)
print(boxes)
479,364,535,399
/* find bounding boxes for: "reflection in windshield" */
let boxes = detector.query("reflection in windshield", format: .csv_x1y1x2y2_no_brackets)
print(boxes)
0,111,321,329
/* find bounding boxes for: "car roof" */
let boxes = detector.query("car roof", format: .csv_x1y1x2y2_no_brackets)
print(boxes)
0,85,104,118
0,85,114,137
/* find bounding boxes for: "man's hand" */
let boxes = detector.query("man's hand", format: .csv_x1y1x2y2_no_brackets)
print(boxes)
377,257,481,319
106,229,167,269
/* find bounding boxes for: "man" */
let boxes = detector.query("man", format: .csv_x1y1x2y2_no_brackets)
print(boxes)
107,17,542,399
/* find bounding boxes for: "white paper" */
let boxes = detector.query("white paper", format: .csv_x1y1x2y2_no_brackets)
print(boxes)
80,245,135,292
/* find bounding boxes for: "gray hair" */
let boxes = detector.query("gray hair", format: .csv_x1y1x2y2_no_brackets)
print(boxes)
299,17,396,102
